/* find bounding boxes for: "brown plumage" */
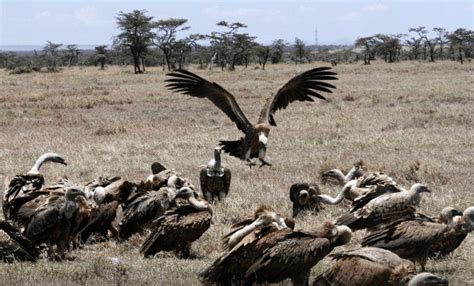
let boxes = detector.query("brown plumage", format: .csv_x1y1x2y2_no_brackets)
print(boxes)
80,200,119,244
140,187,212,258
289,182,322,217
0,220,38,262
313,247,449,286
165,67,337,167
200,147,232,202
3,153,67,220
200,206,289,285
244,222,352,286
23,187,88,258
336,183,431,231
361,207,464,270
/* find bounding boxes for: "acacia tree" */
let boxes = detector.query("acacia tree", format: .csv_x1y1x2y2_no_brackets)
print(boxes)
374,34,403,63
43,41,63,71
254,44,270,70
409,26,436,62
270,39,288,64
293,38,308,64
433,27,448,59
65,44,79,67
114,10,154,73
448,28,474,64
95,45,107,70
355,36,377,64
153,18,190,71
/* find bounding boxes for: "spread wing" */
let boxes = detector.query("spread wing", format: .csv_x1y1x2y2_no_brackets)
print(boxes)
166,69,252,133
258,67,337,126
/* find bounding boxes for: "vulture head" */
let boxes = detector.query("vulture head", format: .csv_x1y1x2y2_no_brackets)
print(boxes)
333,225,352,246
407,272,449,286
176,187,211,212
438,207,463,225
65,187,86,201
411,183,431,194
27,152,67,175
322,169,346,184
460,206,474,233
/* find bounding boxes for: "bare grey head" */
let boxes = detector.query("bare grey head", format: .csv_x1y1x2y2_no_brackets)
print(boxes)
27,152,67,175
407,272,449,286
411,183,431,194
439,207,462,225
207,147,224,176
461,206,474,233
65,187,86,201
322,169,346,185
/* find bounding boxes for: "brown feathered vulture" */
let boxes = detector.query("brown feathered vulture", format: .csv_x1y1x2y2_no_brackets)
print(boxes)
23,187,88,258
335,183,431,231
165,67,337,167
244,222,352,286
200,206,290,285
0,220,38,263
200,147,231,202
361,207,464,270
140,187,212,258
289,182,322,217
313,247,449,286
3,153,67,220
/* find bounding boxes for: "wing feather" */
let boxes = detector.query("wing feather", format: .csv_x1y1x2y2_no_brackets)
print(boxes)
166,69,252,133
258,67,337,125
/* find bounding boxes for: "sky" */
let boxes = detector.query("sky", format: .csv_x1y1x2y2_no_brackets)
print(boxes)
0,0,472,47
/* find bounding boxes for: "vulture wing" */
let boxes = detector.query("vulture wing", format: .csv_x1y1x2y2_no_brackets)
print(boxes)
258,67,337,126
166,69,252,133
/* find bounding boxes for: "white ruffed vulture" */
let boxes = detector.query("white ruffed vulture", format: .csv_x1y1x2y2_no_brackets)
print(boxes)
24,187,88,258
3,153,67,220
361,207,464,270
200,147,231,202
335,183,431,231
313,247,449,286
289,182,322,217
165,67,337,167
0,220,38,262
140,187,212,258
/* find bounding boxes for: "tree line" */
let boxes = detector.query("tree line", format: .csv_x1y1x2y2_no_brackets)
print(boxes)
1,9,472,74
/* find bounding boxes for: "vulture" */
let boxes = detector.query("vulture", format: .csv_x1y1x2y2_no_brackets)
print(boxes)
244,222,352,286
289,182,322,217
24,187,88,258
0,220,38,262
140,187,212,258
200,206,293,285
361,207,464,270
200,147,231,202
313,247,449,286
117,175,183,240
165,67,337,167
335,183,431,231
320,170,398,203
3,152,67,220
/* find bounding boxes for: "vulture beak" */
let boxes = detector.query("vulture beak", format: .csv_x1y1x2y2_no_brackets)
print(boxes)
52,155,67,166
259,133,268,146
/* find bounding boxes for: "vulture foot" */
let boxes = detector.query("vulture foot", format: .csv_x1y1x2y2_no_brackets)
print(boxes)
259,159,272,168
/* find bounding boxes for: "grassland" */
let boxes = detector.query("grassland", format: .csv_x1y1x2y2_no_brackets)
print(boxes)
0,61,473,285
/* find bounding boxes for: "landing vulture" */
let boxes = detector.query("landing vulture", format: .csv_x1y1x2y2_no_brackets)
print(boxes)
166,67,337,167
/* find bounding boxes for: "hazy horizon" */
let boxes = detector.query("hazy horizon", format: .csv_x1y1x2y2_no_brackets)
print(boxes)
1,1,472,47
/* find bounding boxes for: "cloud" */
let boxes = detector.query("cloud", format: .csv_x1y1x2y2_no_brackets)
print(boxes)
338,11,362,22
203,5,263,18
35,10,51,19
363,4,389,12
74,6,97,25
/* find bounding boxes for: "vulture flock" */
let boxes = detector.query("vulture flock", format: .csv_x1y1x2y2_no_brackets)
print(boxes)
2,67,472,286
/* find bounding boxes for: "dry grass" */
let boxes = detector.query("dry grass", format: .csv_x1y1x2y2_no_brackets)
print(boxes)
0,61,473,285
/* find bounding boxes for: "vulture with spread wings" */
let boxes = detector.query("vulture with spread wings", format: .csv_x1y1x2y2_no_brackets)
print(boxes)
165,67,337,167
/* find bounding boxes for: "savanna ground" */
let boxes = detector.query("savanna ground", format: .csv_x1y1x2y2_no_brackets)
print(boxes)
0,61,473,285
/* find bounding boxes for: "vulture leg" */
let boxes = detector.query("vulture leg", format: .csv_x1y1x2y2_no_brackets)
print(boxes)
218,191,226,201
259,158,272,168
205,192,213,203
246,160,257,167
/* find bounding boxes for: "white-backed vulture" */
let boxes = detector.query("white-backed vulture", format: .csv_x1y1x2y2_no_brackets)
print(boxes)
244,222,352,286
200,206,292,285
361,207,463,270
165,67,337,167
3,153,67,220
24,187,88,258
289,182,323,217
0,220,38,262
200,147,231,202
117,175,184,240
313,247,449,286
140,187,212,258
336,183,431,231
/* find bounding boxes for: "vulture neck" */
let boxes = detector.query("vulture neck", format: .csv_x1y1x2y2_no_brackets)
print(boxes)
207,150,224,177
318,182,353,205
27,153,54,174
188,196,210,212
345,166,359,182
332,170,347,185
64,195,78,219
167,175,180,198
227,219,264,248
